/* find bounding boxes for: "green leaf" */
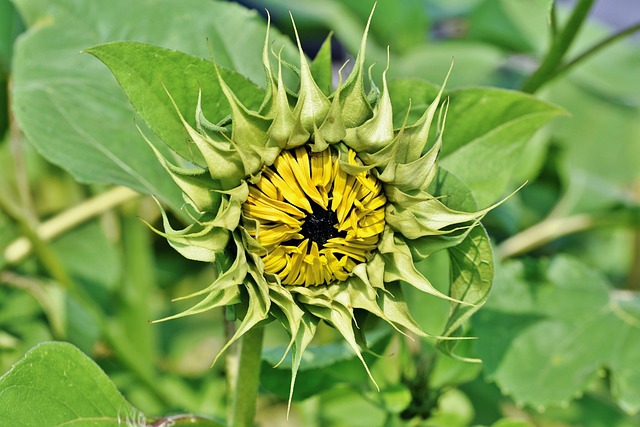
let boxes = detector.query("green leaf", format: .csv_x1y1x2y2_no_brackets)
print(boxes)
393,42,507,88
544,78,640,213
468,0,549,54
0,341,139,426
0,0,23,137
474,256,640,413
342,0,430,54
260,329,390,400
310,33,334,96
489,419,536,427
52,220,120,295
10,0,297,209
426,388,475,427
0,291,53,373
439,224,493,357
439,87,566,206
86,41,266,164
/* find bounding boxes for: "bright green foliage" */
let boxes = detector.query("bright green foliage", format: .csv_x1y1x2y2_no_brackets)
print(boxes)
0,342,225,426
9,0,297,210
475,256,640,414
1,0,639,426
0,342,138,426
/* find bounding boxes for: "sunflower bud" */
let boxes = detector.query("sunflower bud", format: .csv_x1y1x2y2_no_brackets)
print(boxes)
145,7,496,403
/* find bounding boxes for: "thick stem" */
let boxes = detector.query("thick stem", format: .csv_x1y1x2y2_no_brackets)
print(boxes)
230,326,265,427
520,0,595,93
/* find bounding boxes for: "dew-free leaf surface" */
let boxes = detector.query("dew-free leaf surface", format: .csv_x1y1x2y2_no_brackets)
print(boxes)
475,256,640,414
0,341,138,426
10,0,296,209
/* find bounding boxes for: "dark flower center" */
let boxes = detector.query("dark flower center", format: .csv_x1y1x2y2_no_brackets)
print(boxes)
299,201,345,248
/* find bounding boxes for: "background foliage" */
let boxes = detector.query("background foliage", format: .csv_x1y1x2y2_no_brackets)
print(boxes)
1,0,639,426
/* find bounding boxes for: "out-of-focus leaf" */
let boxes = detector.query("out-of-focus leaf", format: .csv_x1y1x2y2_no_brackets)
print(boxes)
393,42,507,88
0,291,52,373
489,419,536,427
426,388,475,427
431,339,483,389
533,392,640,427
260,329,390,400
51,220,120,295
564,20,640,104
317,386,387,427
468,0,549,53
1,0,23,137
240,0,385,59
342,0,430,53
475,256,640,414
10,0,297,209
0,0,21,71
543,78,640,214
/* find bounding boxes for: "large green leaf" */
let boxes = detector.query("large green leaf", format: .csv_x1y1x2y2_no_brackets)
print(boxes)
474,256,640,414
0,342,138,426
86,42,266,164
0,341,226,426
10,0,296,208
439,88,565,206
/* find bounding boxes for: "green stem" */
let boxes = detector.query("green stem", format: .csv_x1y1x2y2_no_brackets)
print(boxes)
1,185,173,407
0,271,66,338
0,183,74,288
627,229,640,291
552,22,640,81
230,326,265,427
550,2,558,37
497,213,595,259
3,186,140,265
520,0,595,93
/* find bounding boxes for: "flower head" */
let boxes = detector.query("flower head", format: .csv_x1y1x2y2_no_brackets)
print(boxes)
144,9,493,402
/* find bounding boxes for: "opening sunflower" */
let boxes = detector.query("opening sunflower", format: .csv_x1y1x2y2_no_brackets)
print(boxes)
142,8,497,403
243,146,385,287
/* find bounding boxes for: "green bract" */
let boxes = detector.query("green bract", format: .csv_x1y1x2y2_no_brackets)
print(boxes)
120,11,497,401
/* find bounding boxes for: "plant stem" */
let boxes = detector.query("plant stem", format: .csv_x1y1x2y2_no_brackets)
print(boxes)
497,213,595,259
0,271,66,338
0,182,74,288
552,22,640,81
627,229,640,291
520,0,595,93
3,186,140,265
230,326,265,427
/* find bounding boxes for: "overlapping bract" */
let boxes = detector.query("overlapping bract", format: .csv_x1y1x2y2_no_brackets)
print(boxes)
145,11,493,401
